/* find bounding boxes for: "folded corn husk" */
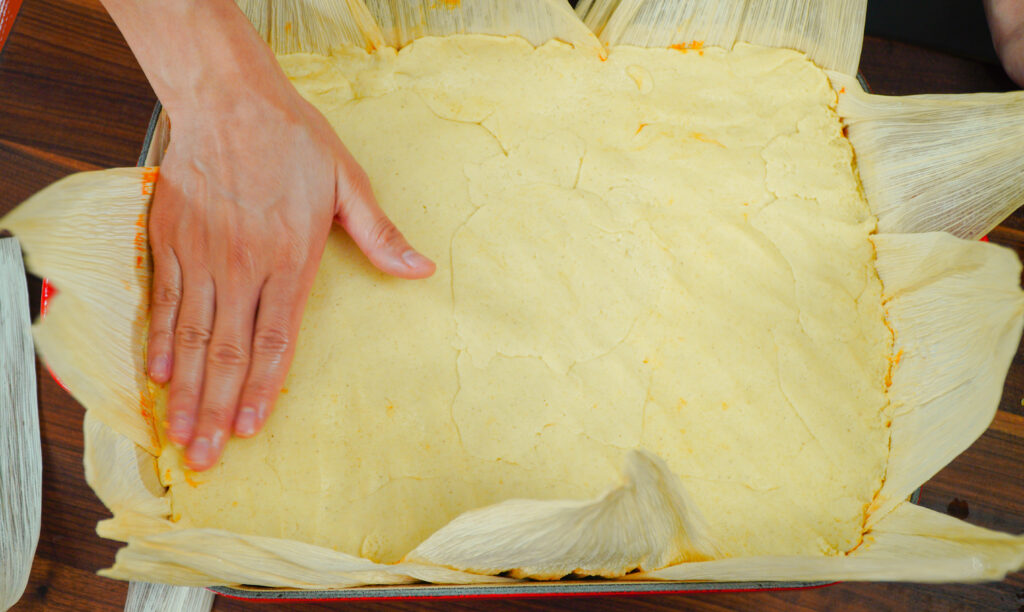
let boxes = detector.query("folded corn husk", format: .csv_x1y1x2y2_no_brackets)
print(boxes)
2,0,1023,591
405,450,720,579
0,238,40,611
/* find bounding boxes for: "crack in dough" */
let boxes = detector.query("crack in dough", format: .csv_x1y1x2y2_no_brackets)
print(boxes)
452,184,672,373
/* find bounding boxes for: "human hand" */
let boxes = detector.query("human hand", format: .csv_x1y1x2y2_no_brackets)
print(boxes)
985,0,1024,86
97,0,435,471
145,74,434,472
97,1,434,471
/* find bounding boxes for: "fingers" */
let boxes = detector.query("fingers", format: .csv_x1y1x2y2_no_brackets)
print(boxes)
335,163,436,280
166,270,215,448
148,245,182,383
184,283,260,471
234,276,306,438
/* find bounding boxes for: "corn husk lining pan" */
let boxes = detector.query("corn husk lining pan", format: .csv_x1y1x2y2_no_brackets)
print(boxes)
2,0,1024,592
0,237,41,609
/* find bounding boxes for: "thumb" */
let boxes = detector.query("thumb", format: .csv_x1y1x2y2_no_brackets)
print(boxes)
986,0,1024,86
1000,38,1024,87
334,160,435,279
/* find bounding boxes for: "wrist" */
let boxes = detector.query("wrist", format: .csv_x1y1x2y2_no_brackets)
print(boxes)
102,0,294,121
160,55,296,127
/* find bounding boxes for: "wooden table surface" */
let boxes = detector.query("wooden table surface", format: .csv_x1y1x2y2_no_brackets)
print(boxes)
1,2,1023,611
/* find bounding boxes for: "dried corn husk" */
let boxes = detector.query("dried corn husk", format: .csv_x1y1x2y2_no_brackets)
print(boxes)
636,502,1024,583
361,0,604,56
4,0,1024,592
237,0,604,57
124,582,214,612
576,0,866,75
84,412,168,518
0,168,158,453
0,238,40,612
829,72,1024,240
869,232,1024,528
100,529,517,588
97,512,176,543
405,450,719,579
235,0,385,53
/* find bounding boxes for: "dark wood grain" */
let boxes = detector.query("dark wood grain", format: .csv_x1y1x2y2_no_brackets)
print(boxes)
1,4,1022,611
0,0,154,171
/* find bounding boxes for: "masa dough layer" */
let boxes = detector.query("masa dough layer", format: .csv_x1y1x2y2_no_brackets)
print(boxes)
156,36,893,564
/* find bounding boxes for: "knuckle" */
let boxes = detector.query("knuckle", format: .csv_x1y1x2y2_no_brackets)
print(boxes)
277,240,308,270
241,381,277,403
147,215,169,245
169,385,200,408
338,167,376,217
208,341,249,368
227,240,259,278
253,327,291,357
291,237,312,264
148,329,174,349
341,164,372,199
368,216,403,251
177,323,212,350
200,404,235,428
152,283,182,308
148,227,166,250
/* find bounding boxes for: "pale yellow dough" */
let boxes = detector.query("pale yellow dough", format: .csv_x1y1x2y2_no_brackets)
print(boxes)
156,36,892,564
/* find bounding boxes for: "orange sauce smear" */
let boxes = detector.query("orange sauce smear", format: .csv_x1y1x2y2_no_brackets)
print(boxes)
670,40,705,54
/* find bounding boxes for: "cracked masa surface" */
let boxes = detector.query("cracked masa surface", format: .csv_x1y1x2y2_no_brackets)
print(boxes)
156,36,893,566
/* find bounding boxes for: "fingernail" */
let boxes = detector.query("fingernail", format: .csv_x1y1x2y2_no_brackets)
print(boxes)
168,413,193,447
235,406,258,437
401,249,431,269
149,355,170,381
211,429,225,452
188,436,211,467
